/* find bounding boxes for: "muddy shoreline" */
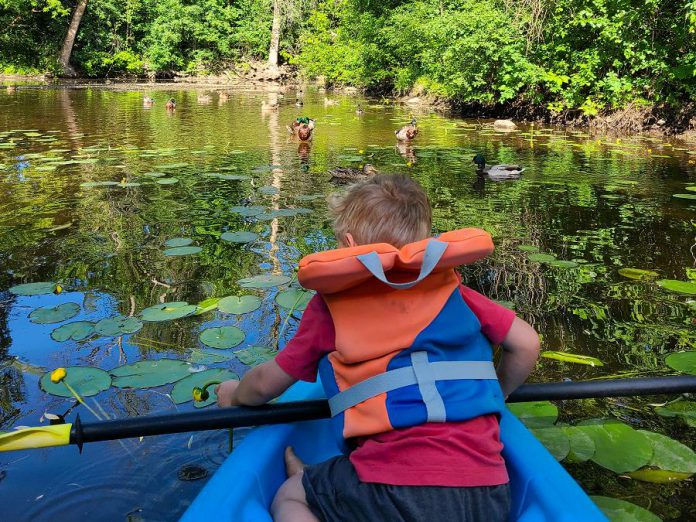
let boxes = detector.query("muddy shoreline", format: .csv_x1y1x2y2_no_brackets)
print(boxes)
2,73,695,140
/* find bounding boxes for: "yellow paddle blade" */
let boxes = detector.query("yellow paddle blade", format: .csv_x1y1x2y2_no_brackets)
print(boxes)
0,424,72,452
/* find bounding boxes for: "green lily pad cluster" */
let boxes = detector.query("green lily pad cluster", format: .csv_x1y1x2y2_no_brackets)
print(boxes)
509,403,696,482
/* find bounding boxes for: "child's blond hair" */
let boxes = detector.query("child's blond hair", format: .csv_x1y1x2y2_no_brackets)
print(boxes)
329,174,432,248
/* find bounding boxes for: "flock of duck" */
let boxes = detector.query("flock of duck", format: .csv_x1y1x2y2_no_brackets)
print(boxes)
139,93,524,183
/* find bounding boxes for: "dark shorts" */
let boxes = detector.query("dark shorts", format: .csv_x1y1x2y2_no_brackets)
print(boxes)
302,456,511,522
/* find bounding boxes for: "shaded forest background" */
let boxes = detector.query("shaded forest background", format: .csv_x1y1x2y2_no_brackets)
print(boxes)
1,0,695,117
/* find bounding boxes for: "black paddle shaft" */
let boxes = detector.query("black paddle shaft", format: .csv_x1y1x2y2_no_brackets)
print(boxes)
69,376,696,447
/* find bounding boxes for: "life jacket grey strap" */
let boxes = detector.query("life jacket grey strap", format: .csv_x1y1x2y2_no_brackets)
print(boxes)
328,353,498,418
356,239,448,290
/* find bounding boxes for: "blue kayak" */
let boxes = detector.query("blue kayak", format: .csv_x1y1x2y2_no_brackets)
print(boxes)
182,381,607,521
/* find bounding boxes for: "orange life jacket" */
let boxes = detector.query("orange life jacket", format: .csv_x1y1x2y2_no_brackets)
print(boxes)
298,229,506,445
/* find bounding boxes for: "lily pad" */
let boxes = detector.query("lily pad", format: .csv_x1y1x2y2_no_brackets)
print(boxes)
170,368,239,407
9,281,56,296
655,400,696,427
635,430,696,475
665,352,696,375
275,289,314,311
541,351,603,367
547,260,579,269
527,253,556,263
110,359,192,388
656,279,696,295
578,420,653,473
258,186,280,195
80,181,119,188
51,321,95,342
188,349,233,364
235,346,276,367
562,426,596,463
218,295,262,314
94,316,143,337
618,268,659,280
238,274,291,289
530,427,569,461
194,297,220,315
164,246,202,256
199,326,245,349
165,238,193,247
140,302,197,322
518,245,539,252
143,172,166,177
156,163,188,169
157,178,179,185
673,193,696,200
29,302,80,324
221,231,258,244
626,469,694,483
231,206,265,217
40,367,111,398
507,401,558,428
591,497,661,522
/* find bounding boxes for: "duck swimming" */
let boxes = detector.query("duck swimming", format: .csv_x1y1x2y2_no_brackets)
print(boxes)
288,117,315,141
395,118,418,141
165,98,176,110
143,96,154,107
329,164,377,184
473,153,525,181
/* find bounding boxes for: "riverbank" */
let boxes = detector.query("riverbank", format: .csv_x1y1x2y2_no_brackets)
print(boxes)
2,73,695,140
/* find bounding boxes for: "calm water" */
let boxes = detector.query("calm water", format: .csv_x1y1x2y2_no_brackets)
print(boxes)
0,84,694,521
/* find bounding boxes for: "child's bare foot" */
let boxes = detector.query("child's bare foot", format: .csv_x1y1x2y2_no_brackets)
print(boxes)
284,446,306,476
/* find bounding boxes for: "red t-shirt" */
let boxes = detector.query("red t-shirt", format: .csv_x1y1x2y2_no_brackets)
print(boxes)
275,285,515,487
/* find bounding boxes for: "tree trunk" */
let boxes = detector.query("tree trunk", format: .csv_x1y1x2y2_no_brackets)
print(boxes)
58,0,89,76
267,0,281,75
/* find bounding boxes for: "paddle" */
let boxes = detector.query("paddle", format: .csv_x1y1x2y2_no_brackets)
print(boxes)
1,376,695,453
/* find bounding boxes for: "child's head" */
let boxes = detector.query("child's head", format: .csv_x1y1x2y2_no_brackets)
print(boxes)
329,174,432,248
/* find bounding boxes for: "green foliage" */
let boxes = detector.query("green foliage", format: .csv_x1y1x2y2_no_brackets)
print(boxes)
1,0,694,110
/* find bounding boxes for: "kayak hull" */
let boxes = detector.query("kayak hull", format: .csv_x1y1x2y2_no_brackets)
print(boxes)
182,381,607,521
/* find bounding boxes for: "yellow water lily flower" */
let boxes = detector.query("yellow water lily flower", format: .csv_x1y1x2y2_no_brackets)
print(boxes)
50,368,67,384
54,284,63,294
192,387,209,402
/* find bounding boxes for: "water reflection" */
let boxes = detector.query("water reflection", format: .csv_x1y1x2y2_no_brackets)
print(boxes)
0,85,694,519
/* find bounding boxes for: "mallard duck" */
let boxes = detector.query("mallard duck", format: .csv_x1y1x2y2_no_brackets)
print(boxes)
288,117,315,141
395,118,418,141
473,153,525,180
143,96,154,107
329,164,377,183
165,98,176,110
295,98,303,107
6,85,17,94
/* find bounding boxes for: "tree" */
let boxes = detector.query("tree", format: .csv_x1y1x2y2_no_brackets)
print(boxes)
58,0,89,76
267,0,281,75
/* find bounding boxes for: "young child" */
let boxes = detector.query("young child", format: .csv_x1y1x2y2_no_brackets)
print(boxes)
216,174,540,522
